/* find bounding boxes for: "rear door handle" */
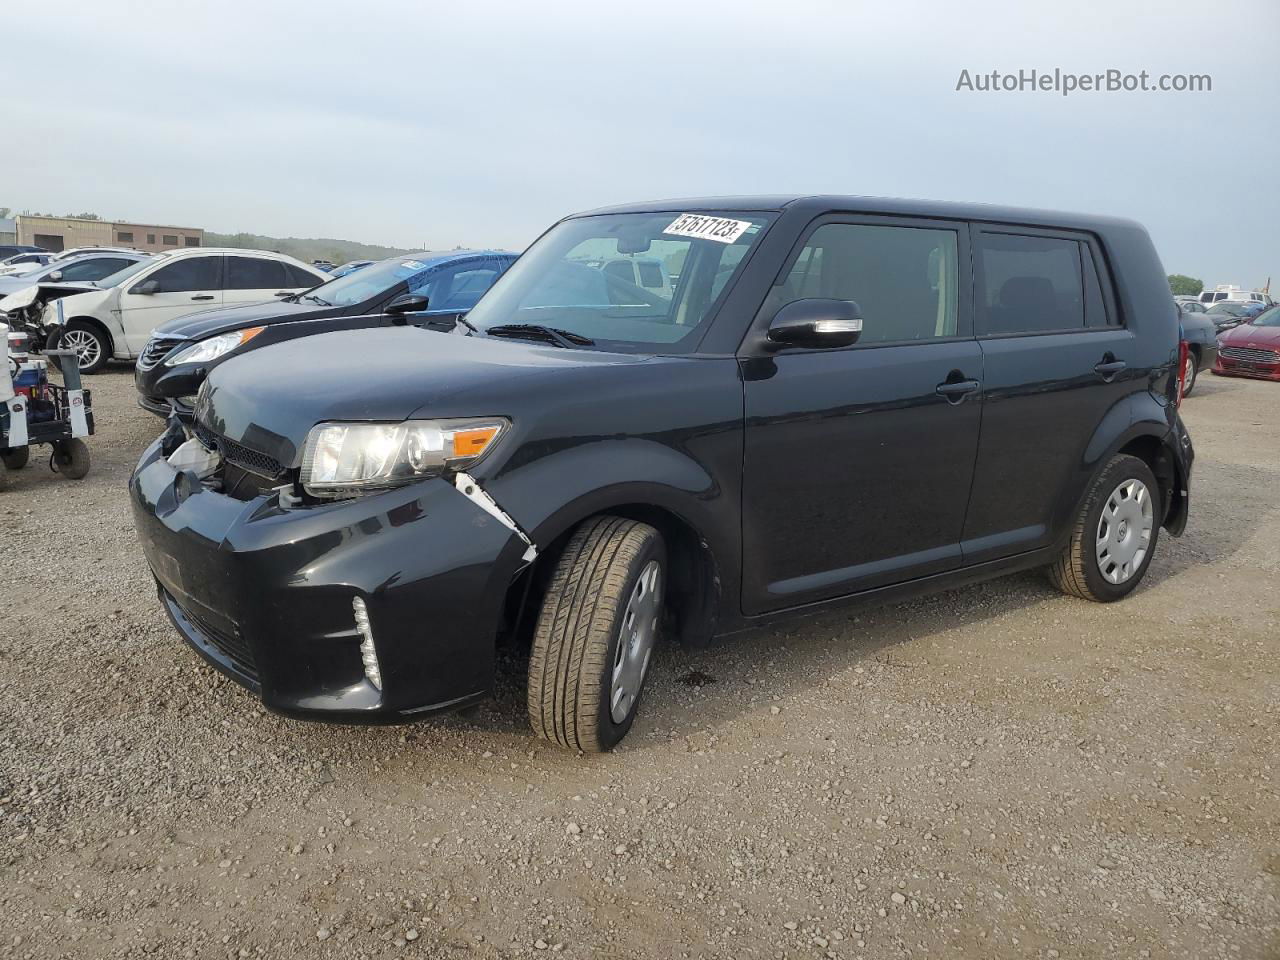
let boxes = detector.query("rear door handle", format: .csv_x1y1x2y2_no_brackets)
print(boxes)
936,378,981,402
190,294,215,301
1094,359,1127,380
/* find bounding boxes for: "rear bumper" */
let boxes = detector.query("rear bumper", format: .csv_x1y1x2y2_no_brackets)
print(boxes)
129,437,527,722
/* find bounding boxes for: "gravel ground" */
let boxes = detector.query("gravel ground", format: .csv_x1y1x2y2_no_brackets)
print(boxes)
1,366,1276,960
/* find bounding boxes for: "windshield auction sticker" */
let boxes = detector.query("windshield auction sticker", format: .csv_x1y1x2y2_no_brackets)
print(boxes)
663,214,752,245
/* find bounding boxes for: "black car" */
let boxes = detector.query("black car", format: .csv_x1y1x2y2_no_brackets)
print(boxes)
130,196,1193,752
1177,303,1219,395
0,244,47,261
133,251,517,419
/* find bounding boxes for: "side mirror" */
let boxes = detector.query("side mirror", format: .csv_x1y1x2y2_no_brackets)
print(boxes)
48,270,63,282
386,293,429,315
132,279,160,296
766,298,863,349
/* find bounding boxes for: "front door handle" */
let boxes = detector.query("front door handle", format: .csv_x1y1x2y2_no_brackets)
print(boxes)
935,378,981,403
1094,357,1127,380
190,294,215,301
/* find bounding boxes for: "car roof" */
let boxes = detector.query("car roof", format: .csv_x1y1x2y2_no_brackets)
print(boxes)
381,249,515,267
573,194,1145,232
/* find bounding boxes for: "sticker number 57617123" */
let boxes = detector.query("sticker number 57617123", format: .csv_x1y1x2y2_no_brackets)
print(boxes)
663,214,752,245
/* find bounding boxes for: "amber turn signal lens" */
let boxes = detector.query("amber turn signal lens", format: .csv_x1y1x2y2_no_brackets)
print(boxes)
452,426,500,456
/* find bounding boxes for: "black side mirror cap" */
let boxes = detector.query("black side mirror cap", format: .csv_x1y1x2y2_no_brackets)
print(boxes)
386,293,429,315
132,279,160,296
767,298,863,350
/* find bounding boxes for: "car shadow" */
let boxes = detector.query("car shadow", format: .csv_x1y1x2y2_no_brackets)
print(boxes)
472,454,1276,752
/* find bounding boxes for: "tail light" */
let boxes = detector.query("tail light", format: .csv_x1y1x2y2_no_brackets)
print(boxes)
1176,339,1189,407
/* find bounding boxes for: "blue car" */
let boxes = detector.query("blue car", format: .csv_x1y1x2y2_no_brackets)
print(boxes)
135,250,517,419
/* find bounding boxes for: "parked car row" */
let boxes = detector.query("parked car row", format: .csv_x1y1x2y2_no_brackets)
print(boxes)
134,250,517,418
126,195,1194,754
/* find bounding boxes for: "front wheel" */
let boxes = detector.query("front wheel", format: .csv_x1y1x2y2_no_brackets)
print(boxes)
1,447,29,470
60,321,110,374
527,516,665,753
51,438,91,480
1048,454,1161,602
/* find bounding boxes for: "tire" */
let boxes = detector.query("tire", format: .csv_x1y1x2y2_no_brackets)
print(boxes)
60,321,110,374
51,438,91,480
527,516,665,753
1047,454,1161,602
1182,351,1198,397
1,447,28,470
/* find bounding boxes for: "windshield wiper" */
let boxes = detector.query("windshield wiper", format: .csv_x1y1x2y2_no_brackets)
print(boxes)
483,323,594,347
301,293,332,306
454,315,479,335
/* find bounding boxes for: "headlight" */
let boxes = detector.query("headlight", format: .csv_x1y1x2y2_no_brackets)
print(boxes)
300,418,508,498
164,326,265,366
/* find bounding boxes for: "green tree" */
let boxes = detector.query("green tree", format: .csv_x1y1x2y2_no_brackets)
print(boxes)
1168,274,1203,296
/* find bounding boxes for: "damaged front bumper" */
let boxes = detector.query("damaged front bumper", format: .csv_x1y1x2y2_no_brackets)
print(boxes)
129,435,533,722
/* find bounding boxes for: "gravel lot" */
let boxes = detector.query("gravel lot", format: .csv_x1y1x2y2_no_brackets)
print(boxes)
1,366,1276,960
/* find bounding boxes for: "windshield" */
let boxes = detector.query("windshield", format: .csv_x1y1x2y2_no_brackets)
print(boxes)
1207,302,1249,315
301,256,435,307
96,258,156,288
1250,306,1280,327
465,211,774,351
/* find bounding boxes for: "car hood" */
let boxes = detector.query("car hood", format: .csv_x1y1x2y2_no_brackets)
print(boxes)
45,287,114,321
0,274,57,295
153,298,336,340
198,326,649,469
1220,323,1280,347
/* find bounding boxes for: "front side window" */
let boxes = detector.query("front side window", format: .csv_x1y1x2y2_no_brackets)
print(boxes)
977,233,1085,335
59,257,134,281
433,267,501,311
304,256,445,308
767,223,960,343
139,256,220,293
226,256,287,290
466,211,774,351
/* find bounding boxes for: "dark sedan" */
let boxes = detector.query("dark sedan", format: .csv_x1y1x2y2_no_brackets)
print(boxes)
1206,301,1268,333
134,250,516,419
1178,303,1218,395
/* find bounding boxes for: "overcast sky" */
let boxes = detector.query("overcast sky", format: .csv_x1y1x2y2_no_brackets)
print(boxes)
6,0,1277,287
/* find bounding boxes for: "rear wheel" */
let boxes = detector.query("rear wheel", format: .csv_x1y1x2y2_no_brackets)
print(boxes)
1048,454,1161,602
60,321,110,374
51,438,91,480
1182,351,1199,396
527,516,665,752
1,447,29,470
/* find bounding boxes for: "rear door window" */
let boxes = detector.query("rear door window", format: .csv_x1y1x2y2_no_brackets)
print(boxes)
975,233,1086,335
226,256,288,290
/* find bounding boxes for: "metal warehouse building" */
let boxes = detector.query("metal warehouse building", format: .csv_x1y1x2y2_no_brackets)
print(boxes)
13,214,203,254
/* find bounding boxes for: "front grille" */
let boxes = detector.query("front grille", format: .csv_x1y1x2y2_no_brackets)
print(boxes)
194,422,287,480
1221,346,1279,364
182,605,260,683
138,336,185,370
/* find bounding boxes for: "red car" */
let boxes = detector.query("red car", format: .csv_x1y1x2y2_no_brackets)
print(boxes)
1213,305,1280,381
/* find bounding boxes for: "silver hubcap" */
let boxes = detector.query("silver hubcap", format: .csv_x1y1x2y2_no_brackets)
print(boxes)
610,559,662,723
61,329,100,369
1095,478,1154,584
